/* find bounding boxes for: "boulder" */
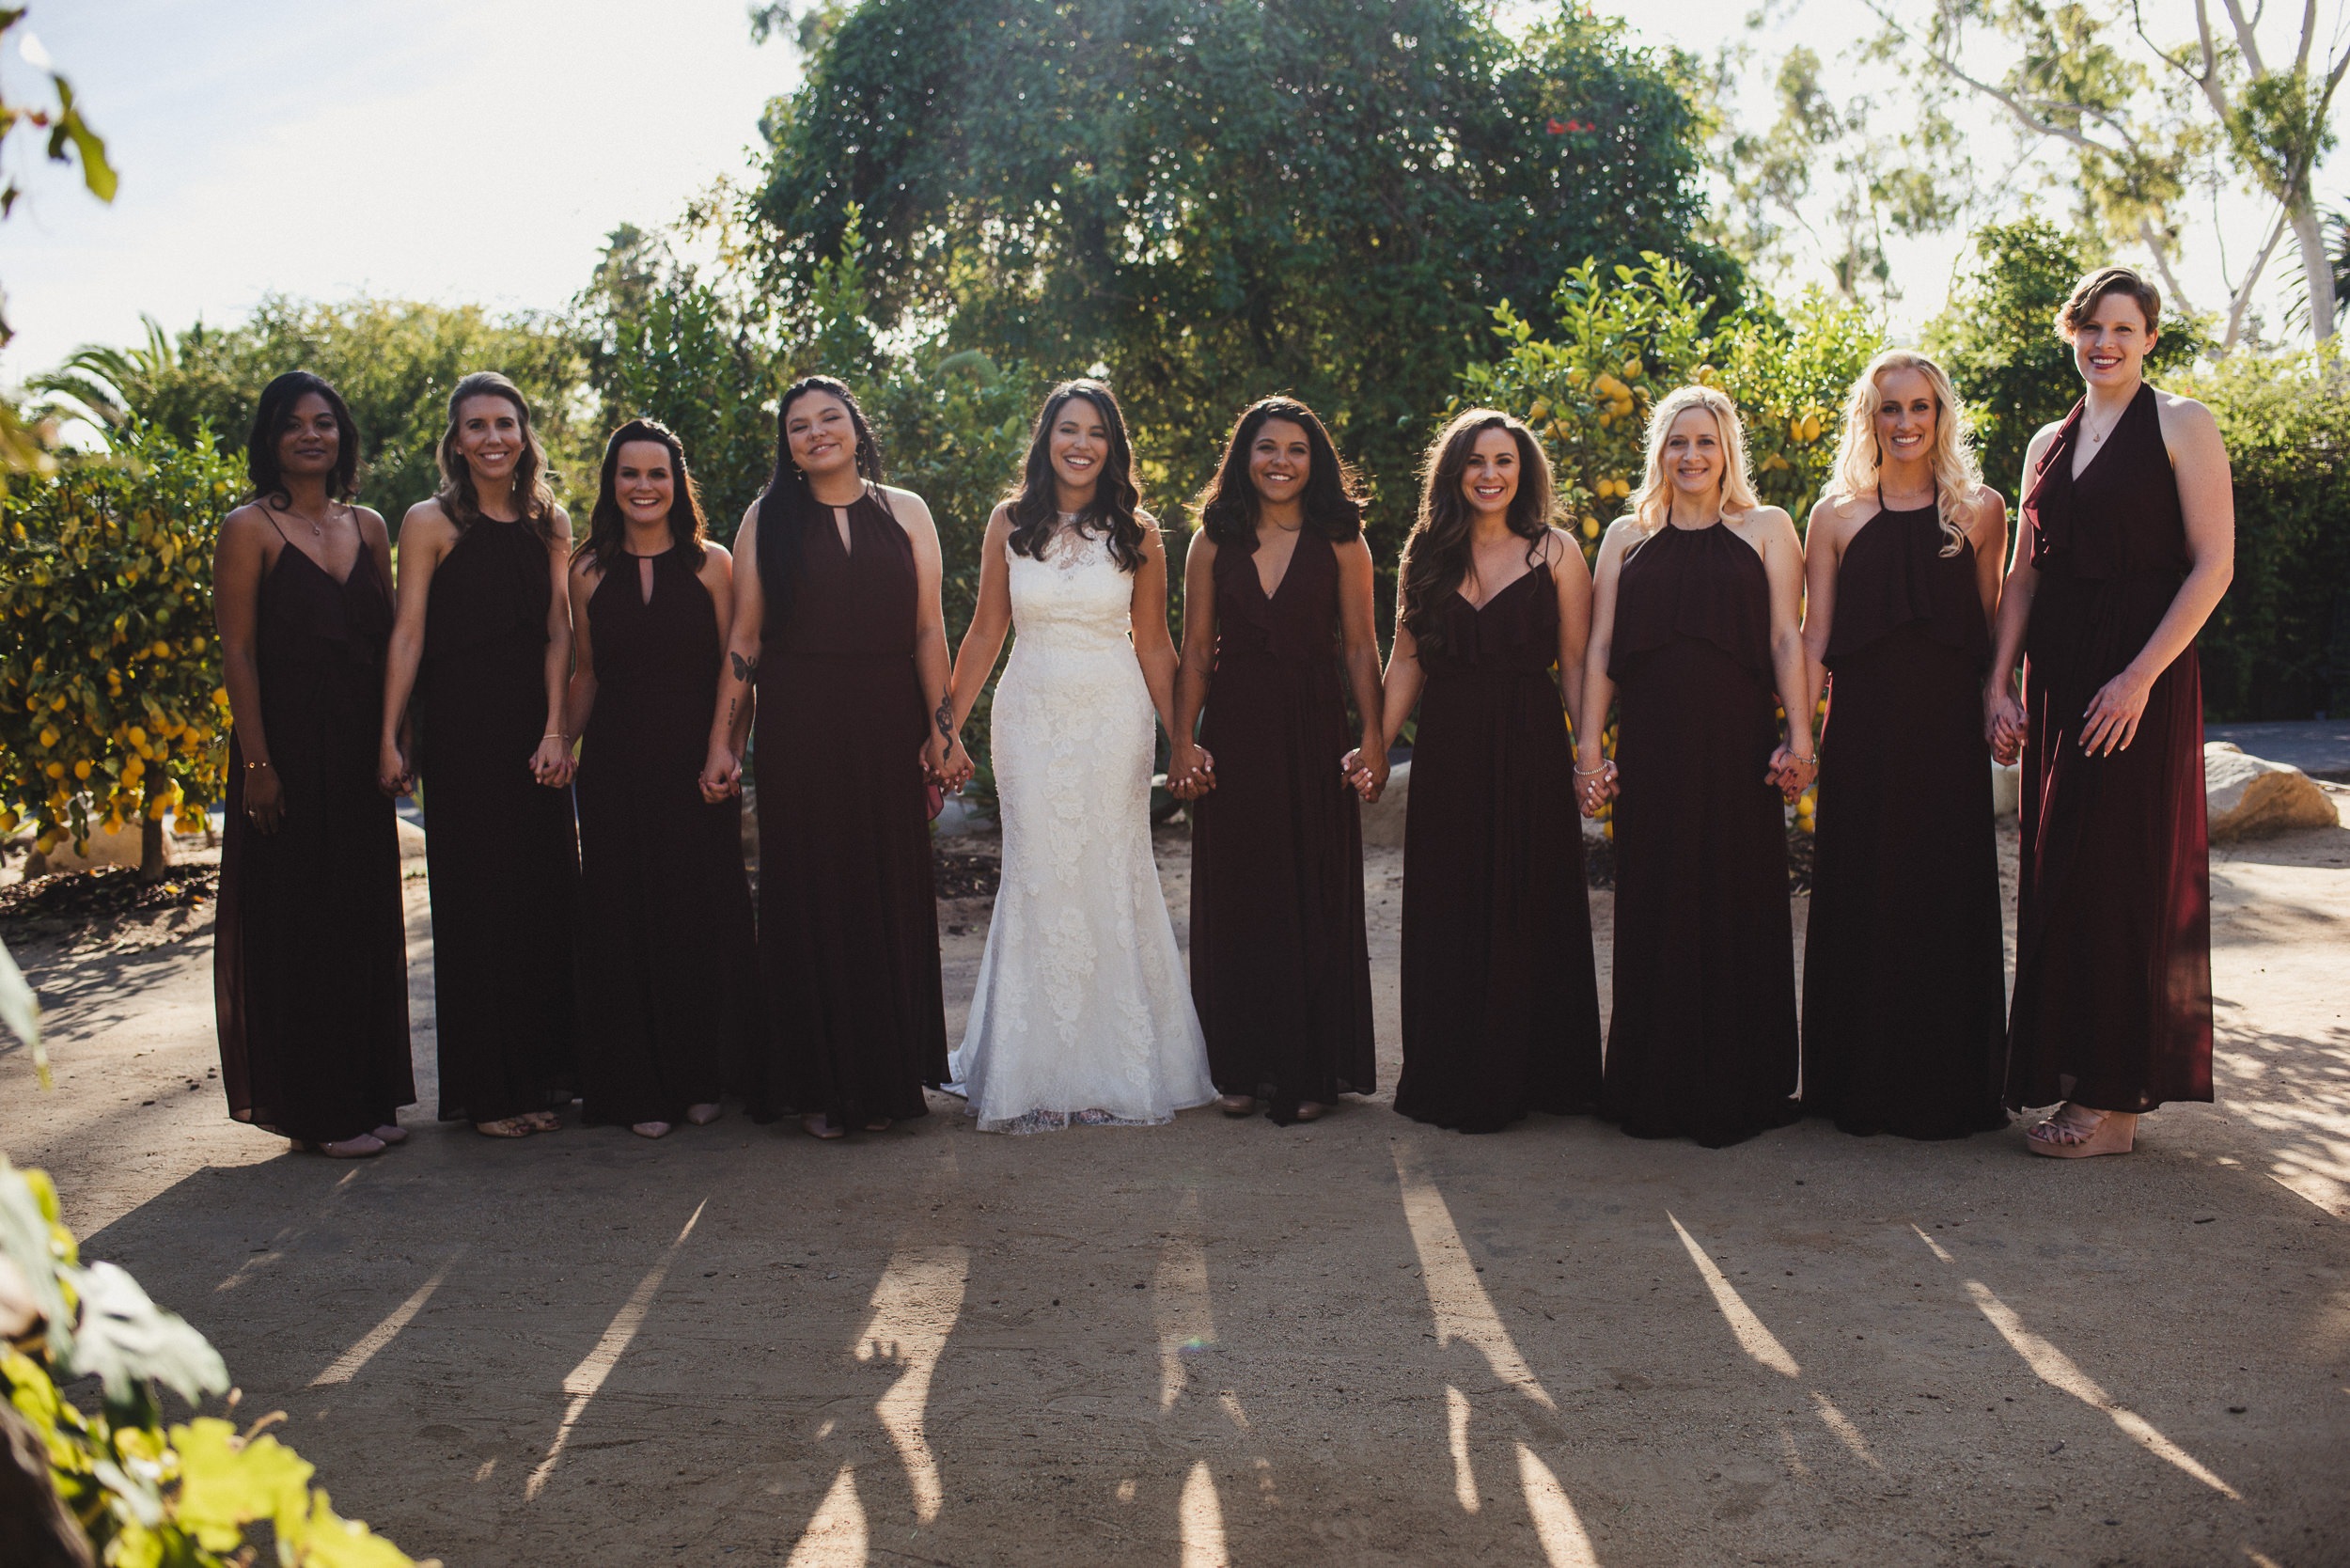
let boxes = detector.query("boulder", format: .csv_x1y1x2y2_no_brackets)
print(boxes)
396,817,428,861
2205,743,2340,841
24,820,176,878
1991,760,2021,821
1359,760,1410,848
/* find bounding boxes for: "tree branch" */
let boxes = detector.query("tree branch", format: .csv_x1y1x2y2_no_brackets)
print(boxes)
2138,214,2201,320
2221,206,2292,348
2219,0,2270,79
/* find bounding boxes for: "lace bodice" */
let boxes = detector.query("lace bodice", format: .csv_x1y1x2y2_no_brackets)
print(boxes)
1005,525,1136,656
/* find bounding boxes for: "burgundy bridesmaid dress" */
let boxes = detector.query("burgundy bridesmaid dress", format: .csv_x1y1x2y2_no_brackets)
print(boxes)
1801,496,2008,1138
415,518,579,1123
1600,523,1801,1148
2007,384,2213,1112
216,529,414,1144
1394,564,1603,1133
1187,529,1375,1123
749,494,948,1127
574,546,760,1126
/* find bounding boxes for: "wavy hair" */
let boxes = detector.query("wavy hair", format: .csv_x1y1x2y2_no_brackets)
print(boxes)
246,369,360,506
1005,379,1144,572
754,375,887,635
1625,384,1761,541
435,370,558,543
576,417,710,575
1192,396,1365,546
1826,350,1982,557
1398,408,1554,661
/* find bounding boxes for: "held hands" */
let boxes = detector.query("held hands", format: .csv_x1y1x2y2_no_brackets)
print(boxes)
532,734,574,789
923,733,977,792
1983,683,2027,766
376,739,414,798
1573,746,1618,817
1167,742,1215,800
1766,744,1817,804
699,741,744,803
2078,667,2151,758
1340,745,1387,804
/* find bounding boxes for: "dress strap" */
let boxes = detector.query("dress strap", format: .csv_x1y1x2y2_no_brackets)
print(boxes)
258,501,294,545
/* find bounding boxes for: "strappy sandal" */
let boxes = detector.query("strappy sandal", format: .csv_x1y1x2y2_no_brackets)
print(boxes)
2026,1105,2137,1158
521,1109,563,1132
475,1118,533,1138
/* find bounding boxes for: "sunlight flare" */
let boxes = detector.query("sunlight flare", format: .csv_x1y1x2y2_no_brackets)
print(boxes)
309,1250,461,1387
854,1244,968,1524
1517,1443,1602,1566
1668,1213,1798,1377
1155,1191,1214,1410
1392,1146,1558,1409
785,1465,868,1567
1447,1385,1479,1511
1180,1459,1230,1568
1809,1391,1882,1469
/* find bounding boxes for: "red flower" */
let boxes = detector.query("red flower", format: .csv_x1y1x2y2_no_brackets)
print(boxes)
1547,117,1568,134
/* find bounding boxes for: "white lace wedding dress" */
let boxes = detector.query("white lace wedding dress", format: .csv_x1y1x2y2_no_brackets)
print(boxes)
948,522,1215,1133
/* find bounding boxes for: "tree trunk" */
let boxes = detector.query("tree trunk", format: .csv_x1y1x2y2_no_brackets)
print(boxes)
137,817,166,883
2292,198,2337,342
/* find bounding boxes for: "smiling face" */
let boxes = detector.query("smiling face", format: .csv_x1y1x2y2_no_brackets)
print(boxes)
1459,427,1520,520
1872,366,1937,469
1049,396,1111,495
455,393,523,486
1662,405,1726,500
275,392,341,482
2071,290,2156,390
785,391,858,480
1248,417,1311,510
614,439,676,533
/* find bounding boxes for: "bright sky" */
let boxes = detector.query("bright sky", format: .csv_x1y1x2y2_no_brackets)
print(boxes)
0,0,2337,383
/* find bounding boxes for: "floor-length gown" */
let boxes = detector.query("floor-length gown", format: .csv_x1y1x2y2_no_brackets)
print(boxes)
948,521,1214,1133
2007,384,2213,1111
216,531,414,1143
415,518,578,1122
1187,529,1374,1123
1802,497,2008,1138
751,494,946,1126
1601,523,1801,1148
574,547,759,1126
1393,565,1603,1134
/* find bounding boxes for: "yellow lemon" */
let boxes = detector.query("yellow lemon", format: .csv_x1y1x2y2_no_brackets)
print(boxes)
73,760,91,780
0,808,15,832
35,831,58,855
1528,397,1552,423
151,640,171,659
1622,356,1643,381
127,726,148,747
191,635,207,652
1581,515,1600,539
44,761,64,778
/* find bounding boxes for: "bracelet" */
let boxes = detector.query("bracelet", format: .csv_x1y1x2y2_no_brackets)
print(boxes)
542,732,567,742
1788,751,1818,767
1572,761,1611,776
246,760,272,771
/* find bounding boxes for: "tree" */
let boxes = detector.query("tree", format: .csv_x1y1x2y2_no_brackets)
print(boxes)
1925,217,2206,496
751,0,1739,555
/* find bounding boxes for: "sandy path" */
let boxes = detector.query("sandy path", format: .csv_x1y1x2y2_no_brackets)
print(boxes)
4,807,2346,1567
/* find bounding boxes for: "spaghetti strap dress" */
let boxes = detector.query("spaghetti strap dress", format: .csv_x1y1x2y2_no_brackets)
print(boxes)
1600,522,1801,1147
1394,564,1603,1133
414,517,579,1122
1801,496,2008,1138
2007,384,2213,1112
574,546,760,1126
1187,529,1375,1123
216,528,414,1143
750,494,947,1127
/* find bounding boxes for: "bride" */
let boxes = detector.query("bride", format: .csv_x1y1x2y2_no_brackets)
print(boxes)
942,379,1216,1133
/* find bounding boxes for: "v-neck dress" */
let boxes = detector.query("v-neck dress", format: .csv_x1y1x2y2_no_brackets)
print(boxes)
574,546,760,1125
2007,384,2212,1112
1600,522,1801,1148
1394,561,1603,1133
1187,527,1374,1123
216,534,415,1143
1801,498,2008,1138
749,493,948,1127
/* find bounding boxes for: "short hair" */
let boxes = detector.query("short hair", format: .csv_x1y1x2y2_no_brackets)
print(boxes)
2057,266,2162,340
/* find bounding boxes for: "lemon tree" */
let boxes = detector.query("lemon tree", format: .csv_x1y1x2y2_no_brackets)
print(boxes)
0,422,243,868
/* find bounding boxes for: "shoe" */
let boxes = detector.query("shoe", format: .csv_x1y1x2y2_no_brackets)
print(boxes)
475,1118,533,1138
371,1124,410,1145
1216,1094,1257,1117
632,1121,672,1139
2026,1105,2137,1158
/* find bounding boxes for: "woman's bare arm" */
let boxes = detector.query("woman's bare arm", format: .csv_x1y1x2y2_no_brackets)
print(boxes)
945,508,1017,734
531,509,575,788
379,502,457,794
1985,426,2059,761
1170,532,1218,795
701,502,764,800
562,555,599,745
1129,519,1183,739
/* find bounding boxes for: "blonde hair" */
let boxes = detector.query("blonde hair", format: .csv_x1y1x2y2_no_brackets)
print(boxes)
1825,350,1983,557
1626,384,1761,537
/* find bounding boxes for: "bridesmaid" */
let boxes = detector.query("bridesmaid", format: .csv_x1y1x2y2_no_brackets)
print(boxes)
699,376,966,1140
213,370,414,1158
1370,408,1602,1134
1985,267,2232,1158
565,420,758,1138
1171,397,1382,1126
1578,385,1812,1148
379,371,580,1139
1799,351,2010,1139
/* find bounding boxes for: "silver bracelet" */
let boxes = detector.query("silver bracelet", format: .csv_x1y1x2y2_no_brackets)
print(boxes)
1573,761,1611,776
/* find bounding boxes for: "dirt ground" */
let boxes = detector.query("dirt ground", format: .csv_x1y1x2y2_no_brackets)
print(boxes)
4,799,2347,1568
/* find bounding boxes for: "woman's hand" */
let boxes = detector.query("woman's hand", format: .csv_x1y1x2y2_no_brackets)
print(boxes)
1340,747,1386,804
377,739,413,798
1766,744,1817,803
1983,682,2027,765
699,741,743,803
939,737,975,792
243,764,287,833
2078,666,2152,757
1169,740,1214,799
532,735,572,788
1574,746,1617,817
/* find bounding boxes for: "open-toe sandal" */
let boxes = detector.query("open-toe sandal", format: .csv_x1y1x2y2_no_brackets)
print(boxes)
2026,1105,2137,1159
475,1118,533,1139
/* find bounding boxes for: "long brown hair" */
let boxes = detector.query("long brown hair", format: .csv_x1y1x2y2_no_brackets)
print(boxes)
1005,380,1145,572
1192,396,1364,546
576,417,709,575
1397,409,1554,660
435,370,557,542
755,375,887,634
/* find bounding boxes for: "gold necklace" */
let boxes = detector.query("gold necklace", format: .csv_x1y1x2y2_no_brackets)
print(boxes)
274,498,336,538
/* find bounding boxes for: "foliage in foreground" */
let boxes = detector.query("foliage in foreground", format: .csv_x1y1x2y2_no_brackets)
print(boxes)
0,1157,431,1566
0,425,244,859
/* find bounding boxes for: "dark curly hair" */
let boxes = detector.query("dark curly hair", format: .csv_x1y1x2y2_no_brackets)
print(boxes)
754,375,888,635
1005,380,1144,572
1192,396,1364,546
1397,409,1554,662
576,417,709,575
245,370,359,505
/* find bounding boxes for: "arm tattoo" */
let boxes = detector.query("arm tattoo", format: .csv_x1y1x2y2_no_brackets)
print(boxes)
934,698,955,741
724,698,739,734
730,651,757,683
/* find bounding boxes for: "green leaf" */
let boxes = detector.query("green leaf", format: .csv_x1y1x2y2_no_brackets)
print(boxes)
60,1260,228,1406
170,1418,315,1549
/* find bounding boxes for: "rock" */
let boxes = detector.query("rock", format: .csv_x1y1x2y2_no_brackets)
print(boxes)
2206,743,2340,841
1991,760,2021,821
1360,760,1410,848
24,820,175,878
396,817,428,861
